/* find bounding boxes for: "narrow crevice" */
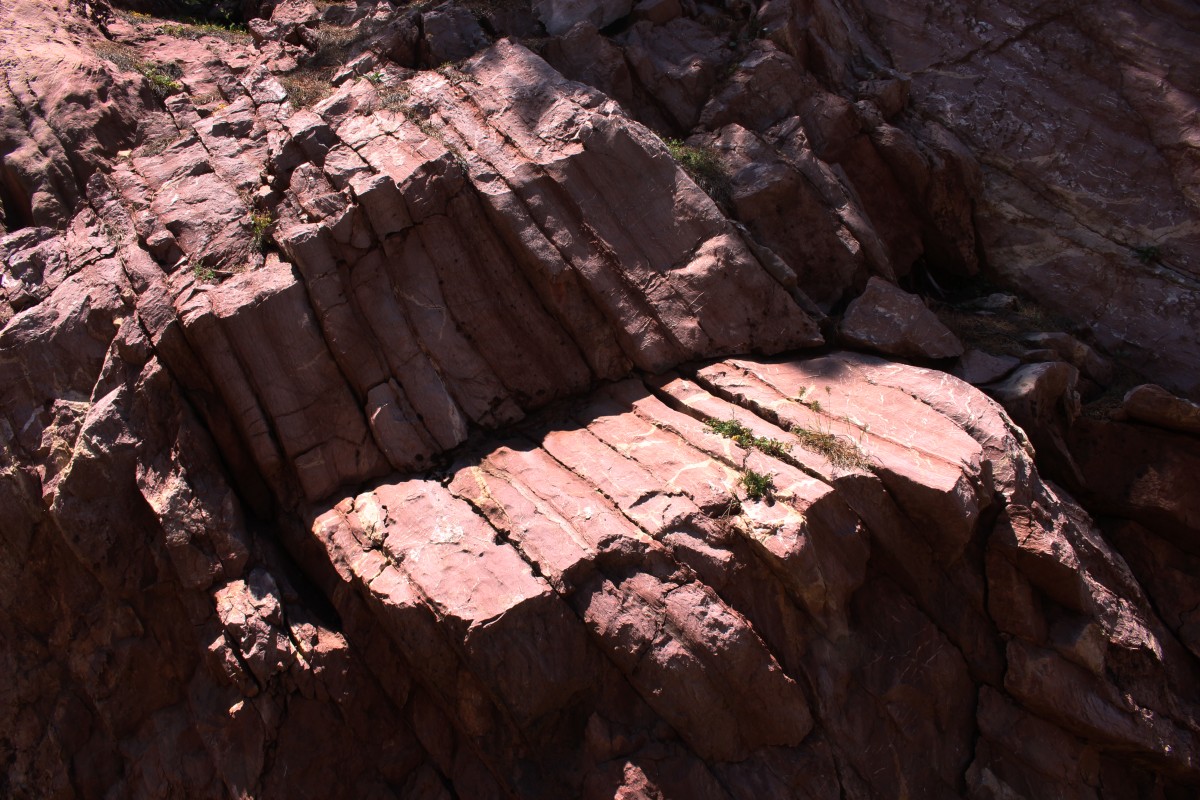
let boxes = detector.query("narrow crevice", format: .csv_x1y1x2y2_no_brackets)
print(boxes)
0,169,30,231
919,11,1074,74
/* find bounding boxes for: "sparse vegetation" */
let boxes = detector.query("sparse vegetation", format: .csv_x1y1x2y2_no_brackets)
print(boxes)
114,2,250,40
94,40,142,73
665,138,732,207
157,19,250,41
190,262,217,283
788,425,870,471
308,23,361,68
138,131,183,157
249,212,273,252
280,19,367,108
140,61,184,97
705,417,791,458
435,62,478,87
95,43,184,97
938,291,1071,360
377,85,411,111
706,416,754,443
281,68,336,108
739,469,774,501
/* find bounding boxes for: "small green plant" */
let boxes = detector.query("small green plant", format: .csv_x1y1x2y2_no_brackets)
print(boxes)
707,417,754,442
752,437,790,458
365,70,385,85
143,69,182,96
665,138,731,206
1132,244,1160,264
706,417,791,457
190,262,217,283
740,469,774,501
249,212,273,252
137,61,184,97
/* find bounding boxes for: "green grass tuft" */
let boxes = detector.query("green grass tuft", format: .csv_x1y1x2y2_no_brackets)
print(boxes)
190,262,217,283
249,212,273,252
739,469,774,501
665,138,731,206
1132,244,1161,264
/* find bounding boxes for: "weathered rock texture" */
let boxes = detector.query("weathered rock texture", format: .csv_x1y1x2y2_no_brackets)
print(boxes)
3,0,1199,797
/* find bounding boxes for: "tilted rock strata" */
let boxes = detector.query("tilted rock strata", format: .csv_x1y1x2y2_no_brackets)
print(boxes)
540,0,1200,395
2,0,1200,797
307,353,1200,797
0,7,826,504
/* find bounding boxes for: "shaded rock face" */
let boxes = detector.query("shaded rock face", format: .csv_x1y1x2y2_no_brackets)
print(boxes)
844,0,1200,397
2,1,1200,799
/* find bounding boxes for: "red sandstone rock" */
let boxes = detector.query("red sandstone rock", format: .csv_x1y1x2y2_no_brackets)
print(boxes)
850,0,1200,397
986,361,1083,485
1121,384,1200,435
839,277,964,359
1068,417,1200,543
1022,331,1114,386
4,0,1200,797
955,348,1021,386
534,0,634,37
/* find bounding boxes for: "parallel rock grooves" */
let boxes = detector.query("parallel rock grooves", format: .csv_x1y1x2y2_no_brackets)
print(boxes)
5,2,1200,797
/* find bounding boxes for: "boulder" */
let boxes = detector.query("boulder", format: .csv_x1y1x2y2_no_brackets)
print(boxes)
955,348,1020,385
1022,331,1114,386
1121,384,1200,435
839,277,964,359
420,2,490,65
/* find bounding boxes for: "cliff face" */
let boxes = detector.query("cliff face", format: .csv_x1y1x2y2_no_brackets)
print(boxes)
2,0,1199,797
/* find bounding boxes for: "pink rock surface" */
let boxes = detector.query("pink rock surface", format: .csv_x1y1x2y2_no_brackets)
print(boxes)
4,0,1200,796
839,276,964,359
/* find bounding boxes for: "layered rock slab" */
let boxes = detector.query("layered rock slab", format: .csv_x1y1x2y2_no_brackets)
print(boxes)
303,353,1200,797
118,37,827,505
4,1,1200,796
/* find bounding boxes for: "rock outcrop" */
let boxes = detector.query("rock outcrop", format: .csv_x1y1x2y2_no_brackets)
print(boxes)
3,0,1199,797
